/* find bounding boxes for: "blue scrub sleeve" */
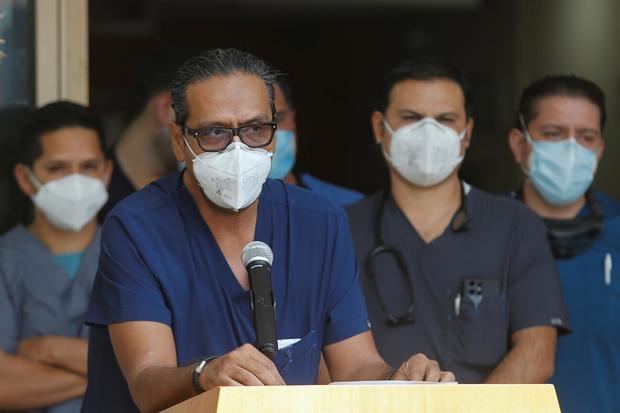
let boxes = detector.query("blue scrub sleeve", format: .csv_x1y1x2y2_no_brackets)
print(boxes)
323,209,370,346
508,209,570,333
0,267,18,352
87,214,172,326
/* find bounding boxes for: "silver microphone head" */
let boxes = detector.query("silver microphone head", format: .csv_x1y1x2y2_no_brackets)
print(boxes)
241,241,273,267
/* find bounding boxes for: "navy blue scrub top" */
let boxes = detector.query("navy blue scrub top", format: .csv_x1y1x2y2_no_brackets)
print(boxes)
346,185,570,383
82,173,369,412
298,173,364,206
548,190,620,413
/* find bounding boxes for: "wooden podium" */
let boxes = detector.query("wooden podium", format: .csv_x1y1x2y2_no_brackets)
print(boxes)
162,384,561,412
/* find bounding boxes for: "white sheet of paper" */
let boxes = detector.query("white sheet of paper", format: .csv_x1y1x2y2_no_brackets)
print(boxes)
277,338,301,349
330,381,458,385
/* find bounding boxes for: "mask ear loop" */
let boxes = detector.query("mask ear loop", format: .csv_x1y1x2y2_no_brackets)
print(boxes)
25,168,43,190
382,118,396,135
381,118,397,164
518,114,535,177
519,114,535,145
182,137,200,159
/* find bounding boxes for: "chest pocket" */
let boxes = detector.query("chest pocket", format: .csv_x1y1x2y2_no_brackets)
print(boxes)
274,329,319,385
450,293,509,368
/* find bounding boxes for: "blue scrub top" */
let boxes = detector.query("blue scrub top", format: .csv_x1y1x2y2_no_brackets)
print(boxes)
0,225,99,413
82,174,370,412
298,173,364,206
587,189,620,218
550,191,620,413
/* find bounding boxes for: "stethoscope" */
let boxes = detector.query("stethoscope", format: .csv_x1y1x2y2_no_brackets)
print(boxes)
365,182,470,326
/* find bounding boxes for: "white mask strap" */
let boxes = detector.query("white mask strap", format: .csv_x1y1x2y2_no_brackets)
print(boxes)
457,128,467,141
381,118,396,163
26,167,42,190
383,118,396,135
519,113,535,145
183,137,200,159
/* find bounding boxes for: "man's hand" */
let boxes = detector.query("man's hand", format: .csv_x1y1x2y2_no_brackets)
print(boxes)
200,344,285,390
109,322,286,413
390,353,455,382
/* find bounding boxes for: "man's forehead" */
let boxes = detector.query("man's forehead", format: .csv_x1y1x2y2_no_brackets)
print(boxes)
531,95,601,127
186,74,269,103
41,127,100,147
388,78,465,111
38,128,104,160
185,74,272,122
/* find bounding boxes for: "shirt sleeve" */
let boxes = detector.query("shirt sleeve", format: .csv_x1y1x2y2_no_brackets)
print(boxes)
86,213,172,326
508,208,570,334
0,263,18,353
323,208,371,346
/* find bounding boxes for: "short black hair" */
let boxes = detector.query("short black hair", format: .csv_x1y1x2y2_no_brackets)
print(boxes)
171,48,279,127
517,75,606,130
274,73,294,109
19,101,106,167
378,57,472,117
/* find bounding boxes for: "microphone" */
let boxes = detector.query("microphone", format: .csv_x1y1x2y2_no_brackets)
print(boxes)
241,241,278,360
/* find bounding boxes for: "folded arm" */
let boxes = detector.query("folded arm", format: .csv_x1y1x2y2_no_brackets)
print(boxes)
0,350,86,410
18,336,88,376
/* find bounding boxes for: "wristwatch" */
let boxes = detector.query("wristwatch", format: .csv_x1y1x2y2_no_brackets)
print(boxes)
192,359,208,394
192,355,219,394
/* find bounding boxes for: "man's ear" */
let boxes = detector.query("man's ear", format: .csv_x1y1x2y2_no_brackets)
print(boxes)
170,122,187,162
289,108,297,131
596,138,605,162
371,111,386,145
14,164,36,197
102,159,114,187
152,91,174,127
508,128,528,164
463,117,474,150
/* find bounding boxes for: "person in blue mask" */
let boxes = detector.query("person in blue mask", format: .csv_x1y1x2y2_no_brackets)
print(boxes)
269,74,363,206
507,75,620,413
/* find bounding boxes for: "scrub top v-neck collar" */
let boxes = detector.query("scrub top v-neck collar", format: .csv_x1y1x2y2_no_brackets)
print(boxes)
14,225,95,289
383,184,470,249
176,173,271,299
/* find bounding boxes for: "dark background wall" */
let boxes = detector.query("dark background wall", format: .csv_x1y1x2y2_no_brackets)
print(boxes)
87,0,581,197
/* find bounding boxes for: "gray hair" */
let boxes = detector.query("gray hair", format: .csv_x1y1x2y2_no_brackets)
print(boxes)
171,48,278,126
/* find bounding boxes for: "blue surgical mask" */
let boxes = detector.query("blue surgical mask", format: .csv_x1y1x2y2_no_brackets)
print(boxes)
523,127,597,206
269,130,296,179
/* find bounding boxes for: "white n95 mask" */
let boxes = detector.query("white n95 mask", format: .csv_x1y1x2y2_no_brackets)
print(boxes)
28,171,109,232
185,139,272,211
383,117,466,187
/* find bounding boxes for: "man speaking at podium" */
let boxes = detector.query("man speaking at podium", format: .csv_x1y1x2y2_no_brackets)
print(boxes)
81,48,454,413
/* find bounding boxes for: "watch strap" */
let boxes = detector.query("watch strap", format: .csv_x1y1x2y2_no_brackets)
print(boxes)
192,356,218,394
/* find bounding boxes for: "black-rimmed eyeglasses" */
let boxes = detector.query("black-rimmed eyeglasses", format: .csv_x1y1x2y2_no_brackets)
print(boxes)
183,121,277,152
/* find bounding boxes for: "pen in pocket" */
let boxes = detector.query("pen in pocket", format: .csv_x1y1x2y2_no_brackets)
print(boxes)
454,293,461,316
604,253,612,286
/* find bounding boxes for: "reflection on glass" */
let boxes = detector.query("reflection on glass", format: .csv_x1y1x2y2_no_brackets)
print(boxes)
0,0,33,108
